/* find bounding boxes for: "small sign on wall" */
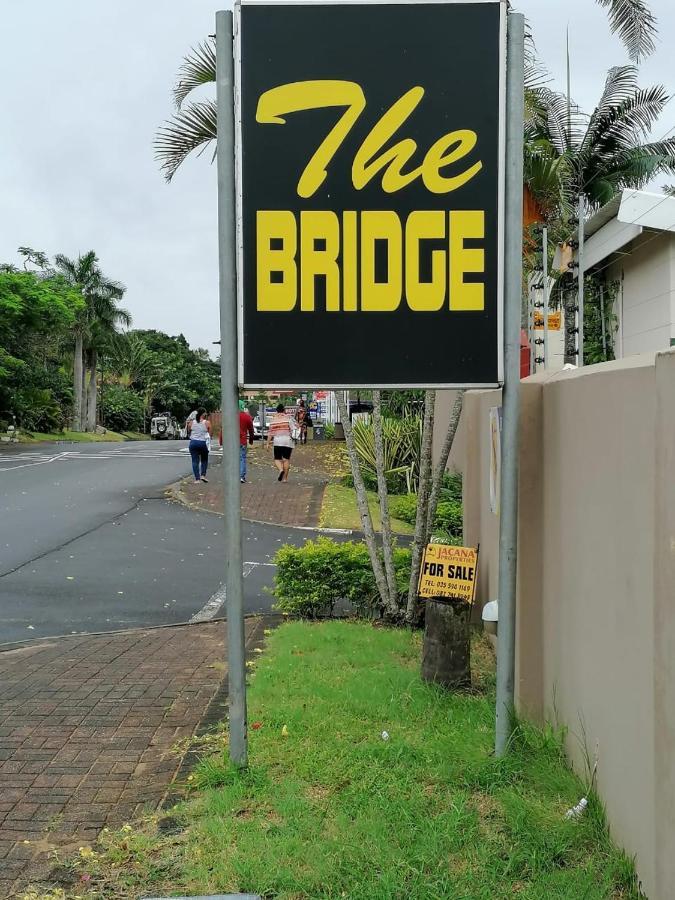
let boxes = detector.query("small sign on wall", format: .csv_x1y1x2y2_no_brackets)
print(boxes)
418,544,478,603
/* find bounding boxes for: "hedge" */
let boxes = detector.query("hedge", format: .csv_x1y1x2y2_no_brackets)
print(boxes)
273,537,411,619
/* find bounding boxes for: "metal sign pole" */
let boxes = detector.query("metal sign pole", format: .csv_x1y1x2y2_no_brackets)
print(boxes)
578,194,586,367
542,225,549,370
216,9,247,767
495,11,525,758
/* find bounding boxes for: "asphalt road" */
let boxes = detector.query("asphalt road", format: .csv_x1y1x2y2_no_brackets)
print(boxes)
0,440,318,644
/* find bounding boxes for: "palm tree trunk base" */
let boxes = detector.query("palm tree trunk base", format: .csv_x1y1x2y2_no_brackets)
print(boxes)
421,599,471,690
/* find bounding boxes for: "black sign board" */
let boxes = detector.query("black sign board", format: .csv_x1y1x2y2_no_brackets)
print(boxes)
235,0,505,388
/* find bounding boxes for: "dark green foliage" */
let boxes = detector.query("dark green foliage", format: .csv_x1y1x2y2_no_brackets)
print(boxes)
389,473,463,541
129,329,220,420
100,384,145,432
0,270,83,429
273,537,411,618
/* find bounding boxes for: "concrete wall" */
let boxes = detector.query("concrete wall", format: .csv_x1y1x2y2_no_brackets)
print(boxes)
608,233,675,357
454,350,675,900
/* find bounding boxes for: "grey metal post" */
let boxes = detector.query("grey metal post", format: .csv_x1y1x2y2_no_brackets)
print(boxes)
600,283,607,360
577,194,586,367
216,9,247,767
542,225,549,370
495,11,525,758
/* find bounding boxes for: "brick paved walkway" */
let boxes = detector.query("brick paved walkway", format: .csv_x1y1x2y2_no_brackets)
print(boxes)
0,618,265,897
176,443,329,528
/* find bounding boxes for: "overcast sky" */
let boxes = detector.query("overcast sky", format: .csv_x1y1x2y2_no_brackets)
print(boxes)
2,0,674,354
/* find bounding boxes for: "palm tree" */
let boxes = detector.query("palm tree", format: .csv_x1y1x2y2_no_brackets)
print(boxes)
155,2,656,180
105,333,158,390
529,67,675,209
53,252,129,431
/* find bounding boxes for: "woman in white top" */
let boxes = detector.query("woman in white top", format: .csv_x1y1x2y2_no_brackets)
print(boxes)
188,408,211,483
266,403,296,482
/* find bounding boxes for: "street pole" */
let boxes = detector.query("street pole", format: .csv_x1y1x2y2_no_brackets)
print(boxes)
216,9,247,767
542,225,549,370
495,11,525,758
600,283,607,360
577,194,586,367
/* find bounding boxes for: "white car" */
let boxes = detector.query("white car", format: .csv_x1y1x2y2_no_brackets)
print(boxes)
150,413,180,440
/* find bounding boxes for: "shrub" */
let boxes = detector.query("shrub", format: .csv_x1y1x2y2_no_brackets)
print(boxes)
440,471,462,504
273,537,411,619
324,422,335,440
434,500,463,537
15,387,65,432
352,415,421,494
100,384,144,432
388,493,417,526
389,492,463,539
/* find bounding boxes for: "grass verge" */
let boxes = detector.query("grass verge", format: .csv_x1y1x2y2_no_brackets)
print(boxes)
49,622,640,900
16,430,148,444
320,482,414,534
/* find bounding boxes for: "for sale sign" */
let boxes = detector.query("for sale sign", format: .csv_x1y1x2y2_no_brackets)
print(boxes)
418,544,478,603
235,0,505,388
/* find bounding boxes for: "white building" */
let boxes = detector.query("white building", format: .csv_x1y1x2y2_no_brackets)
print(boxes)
584,188,675,357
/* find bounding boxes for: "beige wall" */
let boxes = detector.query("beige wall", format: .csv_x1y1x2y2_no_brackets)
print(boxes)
453,350,675,900
608,233,675,357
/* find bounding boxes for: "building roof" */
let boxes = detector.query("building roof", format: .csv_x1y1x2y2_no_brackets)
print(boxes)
583,189,675,270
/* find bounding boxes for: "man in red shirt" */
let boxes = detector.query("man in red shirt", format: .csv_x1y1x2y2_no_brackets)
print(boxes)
238,401,255,483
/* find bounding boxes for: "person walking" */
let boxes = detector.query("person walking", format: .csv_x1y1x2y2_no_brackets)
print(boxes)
295,399,308,445
239,400,255,483
267,403,297,482
189,408,211,483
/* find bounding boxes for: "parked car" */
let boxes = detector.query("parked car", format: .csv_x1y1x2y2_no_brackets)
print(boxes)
252,417,267,440
150,413,180,440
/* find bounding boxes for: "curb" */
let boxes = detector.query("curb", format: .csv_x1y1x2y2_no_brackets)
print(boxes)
166,478,352,536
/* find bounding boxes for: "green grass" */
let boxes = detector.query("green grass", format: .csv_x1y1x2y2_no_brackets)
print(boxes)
65,622,640,900
16,429,147,444
320,483,414,534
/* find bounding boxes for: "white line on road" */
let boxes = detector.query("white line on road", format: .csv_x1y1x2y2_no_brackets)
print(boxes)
188,561,276,623
0,452,70,472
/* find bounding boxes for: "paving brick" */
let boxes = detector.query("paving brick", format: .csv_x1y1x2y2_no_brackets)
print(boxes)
0,617,267,894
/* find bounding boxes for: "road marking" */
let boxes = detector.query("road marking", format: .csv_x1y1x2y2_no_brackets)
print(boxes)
0,452,69,472
188,561,276,623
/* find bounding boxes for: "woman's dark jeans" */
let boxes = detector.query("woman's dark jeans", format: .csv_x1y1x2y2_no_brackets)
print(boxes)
189,440,209,480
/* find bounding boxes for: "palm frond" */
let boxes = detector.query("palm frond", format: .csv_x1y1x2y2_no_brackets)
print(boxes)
529,88,585,156
155,99,217,182
596,0,657,62
582,80,669,157
173,39,216,109
590,66,639,122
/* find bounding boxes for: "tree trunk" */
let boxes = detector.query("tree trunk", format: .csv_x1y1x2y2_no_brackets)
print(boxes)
406,390,435,623
86,350,98,432
73,333,84,431
336,393,391,615
421,599,471,689
426,390,465,537
564,289,577,365
372,391,400,618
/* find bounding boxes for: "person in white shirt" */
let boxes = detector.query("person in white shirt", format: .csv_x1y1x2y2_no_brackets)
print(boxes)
188,408,211,483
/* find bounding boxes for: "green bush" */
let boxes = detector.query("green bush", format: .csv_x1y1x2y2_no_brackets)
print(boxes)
440,471,462,504
14,387,65,432
324,422,335,440
434,500,463,536
389,489,463,540
273,537,411,619
388,493,417,525
100,384,144,432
